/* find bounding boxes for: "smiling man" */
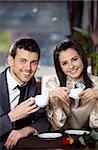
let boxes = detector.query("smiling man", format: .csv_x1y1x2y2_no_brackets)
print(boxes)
0,37,50,149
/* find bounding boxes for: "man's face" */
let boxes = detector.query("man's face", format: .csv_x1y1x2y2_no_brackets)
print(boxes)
8,48,39,84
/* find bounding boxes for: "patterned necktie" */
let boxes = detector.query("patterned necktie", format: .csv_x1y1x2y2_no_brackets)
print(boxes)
17,85,26,103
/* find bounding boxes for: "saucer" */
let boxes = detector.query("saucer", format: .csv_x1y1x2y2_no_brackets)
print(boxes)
65,129,90,135
38,132,62,139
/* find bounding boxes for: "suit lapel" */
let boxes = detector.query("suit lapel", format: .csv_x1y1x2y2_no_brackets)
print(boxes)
27,77,37,98
0,70,37,111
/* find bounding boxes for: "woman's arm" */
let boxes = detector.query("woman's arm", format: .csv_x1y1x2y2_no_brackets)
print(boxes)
90,101,98,128
46,99,67,130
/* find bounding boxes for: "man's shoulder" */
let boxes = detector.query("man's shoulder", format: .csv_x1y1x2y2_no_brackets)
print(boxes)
0,69,6,77
0,68,7,83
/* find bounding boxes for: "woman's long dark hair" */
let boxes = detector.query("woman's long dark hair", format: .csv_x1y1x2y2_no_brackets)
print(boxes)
54,40,94,88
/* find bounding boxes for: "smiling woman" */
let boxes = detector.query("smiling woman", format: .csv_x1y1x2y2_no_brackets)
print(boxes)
59,48,84,80
43,40,98,131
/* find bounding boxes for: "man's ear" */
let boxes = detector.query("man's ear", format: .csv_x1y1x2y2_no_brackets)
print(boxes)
7,55,14,67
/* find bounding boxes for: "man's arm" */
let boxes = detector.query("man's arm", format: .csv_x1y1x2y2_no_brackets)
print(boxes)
0,106,13,137
4,126,37,149
0,98,39,137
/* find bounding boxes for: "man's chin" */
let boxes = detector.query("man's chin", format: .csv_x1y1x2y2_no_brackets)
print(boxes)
21,78,31,83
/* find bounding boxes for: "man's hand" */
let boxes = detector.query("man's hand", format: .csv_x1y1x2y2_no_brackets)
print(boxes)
4,127,37,149
8,97,39,122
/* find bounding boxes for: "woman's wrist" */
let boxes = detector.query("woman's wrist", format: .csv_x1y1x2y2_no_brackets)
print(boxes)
94,89,98,100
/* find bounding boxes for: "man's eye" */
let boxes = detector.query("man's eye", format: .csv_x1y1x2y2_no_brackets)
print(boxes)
31,60,38,65
20,59,26,63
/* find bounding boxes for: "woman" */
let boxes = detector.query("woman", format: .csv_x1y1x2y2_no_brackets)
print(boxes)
44,40,98,130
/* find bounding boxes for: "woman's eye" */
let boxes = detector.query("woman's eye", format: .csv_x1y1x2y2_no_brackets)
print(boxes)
73,57,78,61
62,61,67,65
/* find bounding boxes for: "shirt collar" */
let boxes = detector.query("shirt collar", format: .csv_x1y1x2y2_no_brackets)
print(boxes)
66,76,85,89
7,68,20,91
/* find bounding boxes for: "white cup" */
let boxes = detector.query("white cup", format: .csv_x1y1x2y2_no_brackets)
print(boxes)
34,95,48,108
69,88,83,100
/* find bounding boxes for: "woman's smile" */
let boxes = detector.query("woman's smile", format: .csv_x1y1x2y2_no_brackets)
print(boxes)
59,48,84,79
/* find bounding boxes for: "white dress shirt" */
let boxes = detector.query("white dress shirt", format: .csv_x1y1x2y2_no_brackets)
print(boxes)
7,69,20,110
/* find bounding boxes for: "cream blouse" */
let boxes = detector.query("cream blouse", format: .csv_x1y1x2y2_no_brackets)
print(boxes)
43,75,98,130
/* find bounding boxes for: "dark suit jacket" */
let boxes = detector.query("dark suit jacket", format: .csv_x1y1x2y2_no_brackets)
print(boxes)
0,68,51,148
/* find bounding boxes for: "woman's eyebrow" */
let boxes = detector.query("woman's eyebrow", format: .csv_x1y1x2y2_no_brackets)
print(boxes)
71,56,78,59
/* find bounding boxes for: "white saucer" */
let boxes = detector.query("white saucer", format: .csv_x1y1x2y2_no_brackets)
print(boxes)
38,132,62,139
65,130,90,135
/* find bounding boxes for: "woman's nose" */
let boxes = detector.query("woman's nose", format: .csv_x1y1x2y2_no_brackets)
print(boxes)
68,61,74,68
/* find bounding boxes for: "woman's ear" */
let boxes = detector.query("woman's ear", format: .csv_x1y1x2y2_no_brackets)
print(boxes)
7,55,14,67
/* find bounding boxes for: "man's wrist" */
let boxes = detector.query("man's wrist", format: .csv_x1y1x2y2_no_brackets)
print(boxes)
8,111,16,122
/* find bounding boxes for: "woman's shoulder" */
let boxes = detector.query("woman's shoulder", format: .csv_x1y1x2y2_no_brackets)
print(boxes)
89,75,98,81
89,75,98,87
41,74,60,95
42,74,59,88
45,74,60,87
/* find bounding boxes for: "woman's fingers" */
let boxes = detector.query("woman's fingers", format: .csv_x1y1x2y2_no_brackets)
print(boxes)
80,88,96,101
49,87,70,102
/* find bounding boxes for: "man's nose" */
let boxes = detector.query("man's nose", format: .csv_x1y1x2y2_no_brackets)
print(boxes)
25,62,31,70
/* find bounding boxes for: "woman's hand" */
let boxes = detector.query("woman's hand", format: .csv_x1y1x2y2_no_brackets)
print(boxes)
49,87,70,103
8,97,39,122
4,127,37,149
79,88,97,101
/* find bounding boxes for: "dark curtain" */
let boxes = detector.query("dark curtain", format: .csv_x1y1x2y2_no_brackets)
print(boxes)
90,0,98,74
67,0,98,44
90,0,98,46
67,1,83,33
67,0,98,74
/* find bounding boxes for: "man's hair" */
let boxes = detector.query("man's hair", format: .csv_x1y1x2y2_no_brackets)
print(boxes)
9,37,40,60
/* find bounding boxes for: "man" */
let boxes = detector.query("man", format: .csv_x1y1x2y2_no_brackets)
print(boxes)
0,37,50,149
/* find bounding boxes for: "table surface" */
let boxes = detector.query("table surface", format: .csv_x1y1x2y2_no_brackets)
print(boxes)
15,130,98,150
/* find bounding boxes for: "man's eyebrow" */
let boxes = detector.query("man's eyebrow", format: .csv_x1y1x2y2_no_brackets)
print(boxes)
31,60,38,62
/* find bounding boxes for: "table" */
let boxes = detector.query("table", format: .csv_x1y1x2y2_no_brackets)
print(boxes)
15,132,98,150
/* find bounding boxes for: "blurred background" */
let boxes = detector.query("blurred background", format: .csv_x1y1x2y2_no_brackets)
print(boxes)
0,0,98,79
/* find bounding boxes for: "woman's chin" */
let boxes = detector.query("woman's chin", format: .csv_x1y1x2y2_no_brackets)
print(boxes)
69,74,80,80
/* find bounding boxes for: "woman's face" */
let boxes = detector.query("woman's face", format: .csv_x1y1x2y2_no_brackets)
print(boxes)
59,48,84,79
